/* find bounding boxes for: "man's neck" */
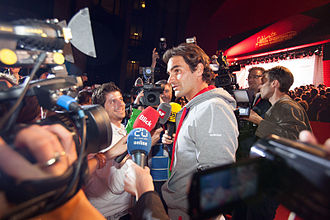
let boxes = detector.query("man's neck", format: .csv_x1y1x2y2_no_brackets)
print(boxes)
248,87,258,96
111,120,122,128
269,90,287,105
187,82,209,101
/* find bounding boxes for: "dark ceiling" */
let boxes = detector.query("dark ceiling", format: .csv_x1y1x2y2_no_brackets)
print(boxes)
0,0,329,91
186,0,330,54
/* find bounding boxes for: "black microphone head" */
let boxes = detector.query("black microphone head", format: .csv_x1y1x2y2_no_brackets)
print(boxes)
157,102,171,125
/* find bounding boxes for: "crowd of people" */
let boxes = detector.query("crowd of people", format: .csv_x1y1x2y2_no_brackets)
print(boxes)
288,84,330,122
0,42,329,220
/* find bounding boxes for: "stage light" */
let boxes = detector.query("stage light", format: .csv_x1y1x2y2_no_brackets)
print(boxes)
141,0,146,8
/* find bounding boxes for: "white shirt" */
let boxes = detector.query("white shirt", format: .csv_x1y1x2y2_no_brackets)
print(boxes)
84,123,131,218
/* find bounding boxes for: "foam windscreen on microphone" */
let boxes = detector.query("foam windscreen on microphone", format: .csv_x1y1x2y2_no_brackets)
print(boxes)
133,106,159,132
125,108,142,133
157,102,171,125
127,128,152,155
169,102,182,123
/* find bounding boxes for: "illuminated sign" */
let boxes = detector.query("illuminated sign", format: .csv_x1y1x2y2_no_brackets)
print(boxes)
225,14,318,59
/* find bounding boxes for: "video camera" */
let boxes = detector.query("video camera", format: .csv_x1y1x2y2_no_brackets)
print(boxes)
0,8,113,219
189,134,330,220
212,51,240,92
135,66,163,106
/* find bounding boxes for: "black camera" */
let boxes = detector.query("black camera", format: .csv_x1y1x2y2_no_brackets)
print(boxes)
0,8,113,219
137,67,164,106
189,135,330,220
0,76,113,205
232,89,251,117
213,51,240,92
140,83,163,106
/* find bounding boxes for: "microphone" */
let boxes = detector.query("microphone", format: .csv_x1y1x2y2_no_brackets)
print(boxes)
125,108,142,133
157,102,172,125
115,106,159,163
127,128,152,167
133,106,159,131
167,102,182,137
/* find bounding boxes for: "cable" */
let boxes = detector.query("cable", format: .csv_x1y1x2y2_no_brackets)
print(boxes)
0,52,46,131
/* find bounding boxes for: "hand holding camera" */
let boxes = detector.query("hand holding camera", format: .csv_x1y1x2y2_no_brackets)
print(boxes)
0,124,76,182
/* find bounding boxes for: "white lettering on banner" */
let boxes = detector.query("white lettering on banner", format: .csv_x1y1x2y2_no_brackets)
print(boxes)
138,115,152,127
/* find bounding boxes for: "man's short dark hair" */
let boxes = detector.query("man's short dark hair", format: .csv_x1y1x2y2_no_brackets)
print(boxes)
265,66,293,93
92,82,121,106
77,90,92,105
248,67,265,74
162,43,215,84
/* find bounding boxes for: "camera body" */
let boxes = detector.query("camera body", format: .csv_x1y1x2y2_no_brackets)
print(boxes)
232,89,251,117
189,135,330,220
140,83,163,106
137,67,164,106
213,51,240,91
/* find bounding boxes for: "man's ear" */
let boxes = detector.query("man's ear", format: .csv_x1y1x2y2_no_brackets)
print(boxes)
272,80,280,88
195,63,204,77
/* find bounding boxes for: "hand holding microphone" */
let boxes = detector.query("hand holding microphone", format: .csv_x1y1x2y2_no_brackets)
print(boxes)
127,128,152,167
166,102,181,137
162,102,181,149
103,135,128,160
115,106,159,163
162,130,175,145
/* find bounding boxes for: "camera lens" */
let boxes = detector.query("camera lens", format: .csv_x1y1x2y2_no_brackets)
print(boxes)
147,93,156,103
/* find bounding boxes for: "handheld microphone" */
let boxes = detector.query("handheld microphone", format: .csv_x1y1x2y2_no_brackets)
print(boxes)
125,108,142,133
167,102,182,137
115,106,158,163
133,106,159,131
127,128,152,167
157,102,171,125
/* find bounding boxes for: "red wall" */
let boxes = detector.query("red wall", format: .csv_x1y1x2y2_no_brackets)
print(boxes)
186,0,330,55
323,60,330,87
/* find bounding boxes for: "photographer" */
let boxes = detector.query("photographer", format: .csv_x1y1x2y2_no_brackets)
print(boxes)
0,124,105,219
244,66,311,140
237,67,271,160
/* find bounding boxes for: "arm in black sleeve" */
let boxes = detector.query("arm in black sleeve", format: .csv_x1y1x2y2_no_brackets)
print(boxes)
132,191,169,220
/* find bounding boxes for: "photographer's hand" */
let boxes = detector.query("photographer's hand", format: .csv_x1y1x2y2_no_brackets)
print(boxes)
299,130,330,153
0,124,76,182
151,48,159,69
243,109,263,125
134,90,145,111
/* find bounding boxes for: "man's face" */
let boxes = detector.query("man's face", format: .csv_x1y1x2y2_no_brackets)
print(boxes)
8,67,20,75
248,69,263,93
167,56,198,100
104,91,126,123
160,84,172,103
259,73,275,99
